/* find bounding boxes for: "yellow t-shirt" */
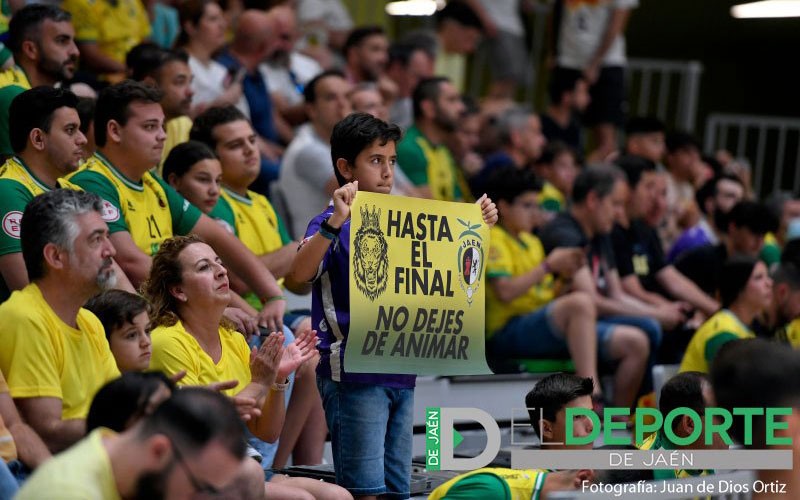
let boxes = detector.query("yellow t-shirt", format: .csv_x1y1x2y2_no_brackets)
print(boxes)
16,428,121,500
68,153,202,256
679,309,754,374
63,0,150,67
0,371,17,462
486,226,555,337
538,181,566,213
158,116,193,176
0,284,120,419
149,320,251,397
219,188,285,256
429,467,549,500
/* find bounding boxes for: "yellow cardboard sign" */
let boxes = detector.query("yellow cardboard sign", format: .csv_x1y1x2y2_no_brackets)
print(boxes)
346,191,491,375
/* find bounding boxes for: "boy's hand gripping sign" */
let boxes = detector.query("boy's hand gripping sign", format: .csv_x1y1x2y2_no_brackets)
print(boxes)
346,192,491,375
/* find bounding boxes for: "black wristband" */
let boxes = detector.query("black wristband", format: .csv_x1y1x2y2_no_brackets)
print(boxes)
321,218,342,235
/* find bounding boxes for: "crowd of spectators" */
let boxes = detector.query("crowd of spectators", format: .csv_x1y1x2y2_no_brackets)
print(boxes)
0,0,799,499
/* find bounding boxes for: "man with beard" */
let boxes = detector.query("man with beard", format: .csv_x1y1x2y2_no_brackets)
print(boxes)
0,189,121,453
769,262,800,346
126,43,195,172
16,388,246,500
342,25,396,106
0,5,80,157
397,76,468,201
667,173,745,262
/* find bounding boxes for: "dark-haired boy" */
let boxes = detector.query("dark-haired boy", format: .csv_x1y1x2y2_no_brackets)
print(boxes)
638,371,725,479
290,112,497,499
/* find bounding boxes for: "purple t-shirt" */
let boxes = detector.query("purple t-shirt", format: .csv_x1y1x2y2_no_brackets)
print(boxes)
304,206,416,388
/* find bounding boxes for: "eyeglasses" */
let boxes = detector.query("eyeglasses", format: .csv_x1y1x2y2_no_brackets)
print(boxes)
169,439,222,496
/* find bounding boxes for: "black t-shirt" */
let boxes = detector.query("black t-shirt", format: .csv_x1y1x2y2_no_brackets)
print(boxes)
540,212,616,295
673,243,728,296
611,220,667,294
541,112,582,155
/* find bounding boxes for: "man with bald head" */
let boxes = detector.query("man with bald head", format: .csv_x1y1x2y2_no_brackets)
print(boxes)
217,10,287,194
261,6,322,126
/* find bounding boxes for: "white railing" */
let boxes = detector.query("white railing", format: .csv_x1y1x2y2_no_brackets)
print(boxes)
627,58,704,133
704,113,800,197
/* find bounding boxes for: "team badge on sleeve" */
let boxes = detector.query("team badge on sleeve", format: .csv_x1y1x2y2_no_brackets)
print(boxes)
2,211,23,239
101,200,120,222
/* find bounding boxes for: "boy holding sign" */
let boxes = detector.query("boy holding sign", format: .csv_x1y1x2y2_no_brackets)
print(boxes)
289,112,497,499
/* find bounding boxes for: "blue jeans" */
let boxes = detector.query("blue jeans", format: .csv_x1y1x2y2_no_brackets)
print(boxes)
317,377,414,499
247,326,295,474
489,303,616,363
597,315,662,394
0,461,18,500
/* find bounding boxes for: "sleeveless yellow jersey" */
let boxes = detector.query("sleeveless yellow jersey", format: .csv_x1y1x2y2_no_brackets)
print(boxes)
679,309,753,374
68,153,201,256
429,467,549,500
214,187,289,256
486,226,555,337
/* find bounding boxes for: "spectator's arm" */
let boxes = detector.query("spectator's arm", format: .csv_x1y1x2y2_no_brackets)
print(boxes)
0,253,28,293
14,397,85,453
0,393,51,468
620,273,671,307
260,242,299,279
657,265,718,316
489,265,549,303
109,231,152,288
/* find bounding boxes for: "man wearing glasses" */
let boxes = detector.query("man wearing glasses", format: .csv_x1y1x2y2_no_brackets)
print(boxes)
16,388,246,499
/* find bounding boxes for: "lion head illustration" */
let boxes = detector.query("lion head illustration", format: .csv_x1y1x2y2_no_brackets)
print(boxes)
353,205,389,301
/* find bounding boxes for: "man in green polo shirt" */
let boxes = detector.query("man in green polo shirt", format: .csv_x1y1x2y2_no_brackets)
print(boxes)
396,76,468,202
